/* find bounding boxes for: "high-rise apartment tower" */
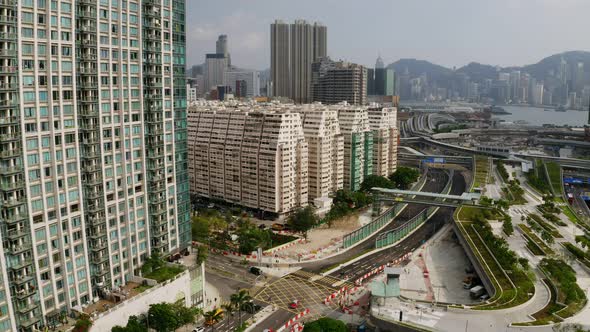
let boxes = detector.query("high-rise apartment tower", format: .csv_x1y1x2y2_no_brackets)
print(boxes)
271,20,327,103
0,1,190,330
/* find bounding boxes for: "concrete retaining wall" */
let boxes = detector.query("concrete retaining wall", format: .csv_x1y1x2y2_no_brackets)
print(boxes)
90,271,191,331
452,223,496,298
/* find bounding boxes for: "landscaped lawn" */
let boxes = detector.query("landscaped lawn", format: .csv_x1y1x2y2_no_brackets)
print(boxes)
144,265,185,283
519,224,555,255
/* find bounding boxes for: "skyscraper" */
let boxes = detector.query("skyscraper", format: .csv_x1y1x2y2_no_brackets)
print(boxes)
271,20,327,103
271,20,291,99
215,34,230,67
204,53,229,92
0,1,189,330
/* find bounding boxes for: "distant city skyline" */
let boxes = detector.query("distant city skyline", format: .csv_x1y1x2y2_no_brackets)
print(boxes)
186,0,590,70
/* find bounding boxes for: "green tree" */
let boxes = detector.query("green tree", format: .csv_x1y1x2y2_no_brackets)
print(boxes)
73,315,93,332
541,230,555,245
111,316,147,332
360,175,394,192
147,303,179,332
518,257,530,270
192,215,211,242
503,218,514,236
303,317,347,332
230,289,252,326
141,253,164,275
288,206,318,238
389,167,420,189
195,245,208,265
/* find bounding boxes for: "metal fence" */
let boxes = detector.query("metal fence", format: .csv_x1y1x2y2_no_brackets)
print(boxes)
342,172,430,249
374,170,454,248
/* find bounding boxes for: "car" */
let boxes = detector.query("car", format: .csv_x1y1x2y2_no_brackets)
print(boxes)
192,327,205,332
241,301,262,314
271,223,284,231
258,224,267,229
289,299,299,309
249,266,262,276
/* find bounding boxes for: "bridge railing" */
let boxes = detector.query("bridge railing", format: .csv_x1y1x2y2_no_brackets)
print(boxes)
343,172,429,249
374,170,454,249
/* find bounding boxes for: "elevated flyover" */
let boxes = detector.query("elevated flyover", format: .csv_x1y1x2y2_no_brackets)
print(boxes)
398,153,473,170
372,188,481,210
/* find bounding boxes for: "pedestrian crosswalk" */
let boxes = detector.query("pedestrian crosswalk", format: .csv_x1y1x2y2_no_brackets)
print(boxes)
291,269,355,289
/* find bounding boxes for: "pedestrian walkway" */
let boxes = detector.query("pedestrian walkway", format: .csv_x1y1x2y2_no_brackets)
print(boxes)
204,280,221,311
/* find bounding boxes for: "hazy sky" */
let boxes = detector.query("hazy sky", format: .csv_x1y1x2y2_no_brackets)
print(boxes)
186,0,590,70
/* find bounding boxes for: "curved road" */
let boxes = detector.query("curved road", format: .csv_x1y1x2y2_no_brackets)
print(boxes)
326,171,466,282
302,169,453,274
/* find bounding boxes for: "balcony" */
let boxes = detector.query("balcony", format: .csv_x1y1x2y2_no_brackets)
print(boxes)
86,203,104,214
4,213,27,224
0,15,17,24
0,180,24,191
90,241,107,251
18,315,41,329
82,150,100,159
3,197,26,208
83,164,101,173
7,244,30,255
0,165,22,174
0,0,18,7
14,288,36,300
16,301,39,314
149,206,167,216
0,99,18,109
0,66,16,74
0,115,18,124
78,67,97,75
0,32,17,40
78,81,98,89
90,255,109,265
151,227,168,237
77,11,96,19
9,258,33,272
0,148,21,158
0,132,18,141
79,95,98,104
5,228,27,240
0,49,16,57
88,230,107,239
79,53,97,61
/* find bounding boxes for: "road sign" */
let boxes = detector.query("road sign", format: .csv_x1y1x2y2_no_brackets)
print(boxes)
424,157,445,164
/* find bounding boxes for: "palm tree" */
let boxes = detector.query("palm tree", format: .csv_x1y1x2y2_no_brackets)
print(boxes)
203,309,223,331
221,302,235,325
230,289,252,325
194,307,204,325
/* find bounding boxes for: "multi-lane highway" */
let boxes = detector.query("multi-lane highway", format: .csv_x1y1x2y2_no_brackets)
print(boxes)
302,169,450,274
206,168,466,331
327,171,466,282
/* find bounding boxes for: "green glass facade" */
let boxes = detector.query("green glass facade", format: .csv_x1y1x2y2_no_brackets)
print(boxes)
172,0,191,250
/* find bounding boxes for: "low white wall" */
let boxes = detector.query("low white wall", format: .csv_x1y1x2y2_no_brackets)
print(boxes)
91,271,191,331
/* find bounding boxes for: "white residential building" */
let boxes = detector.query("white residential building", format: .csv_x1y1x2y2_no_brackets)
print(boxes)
333,104,373,191
299,106,344,203
187,104,308,214
368,106,398,177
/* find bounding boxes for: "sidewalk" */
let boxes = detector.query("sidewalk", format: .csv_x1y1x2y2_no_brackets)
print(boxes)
203,280,222,311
